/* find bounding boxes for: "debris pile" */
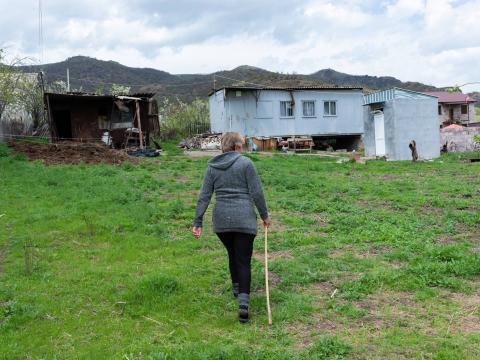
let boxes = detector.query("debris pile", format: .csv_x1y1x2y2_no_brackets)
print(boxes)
8,141,135,165
127,148,160,157
179,133,222,150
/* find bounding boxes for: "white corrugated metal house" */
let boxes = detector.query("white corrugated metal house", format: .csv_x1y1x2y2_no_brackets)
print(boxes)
363,88,440,160
209,86,364,148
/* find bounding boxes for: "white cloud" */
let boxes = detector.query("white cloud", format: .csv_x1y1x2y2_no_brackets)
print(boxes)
1,0,479,91
304,1,372,27
386,0,425,18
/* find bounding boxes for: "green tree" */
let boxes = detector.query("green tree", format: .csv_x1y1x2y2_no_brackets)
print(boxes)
110,83,130,95
158,97,210,139
0,49,23,119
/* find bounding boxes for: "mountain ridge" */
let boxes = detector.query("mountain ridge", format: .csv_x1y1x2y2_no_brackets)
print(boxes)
20,55,443,101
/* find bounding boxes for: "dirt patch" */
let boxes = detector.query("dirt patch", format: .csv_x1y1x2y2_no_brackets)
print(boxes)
354,246,389,259
252,249,293,262
285,320,341,350
310,273,363,297
175,175,190,183
455,223,471,234
448,292,480,307
357,199,370,207
444,291,480,333
311,212,329,226
449,316,480,333
388,259,406,269
329,247,351,258
268,214,288,232
421,202,444,215
467,233,480,243
9,141,135,165
329,244,388,259
310,281,337,297
381,174,401,180
437,234,457,245
457,205,480,212
353,291,416,320
288,290,434,351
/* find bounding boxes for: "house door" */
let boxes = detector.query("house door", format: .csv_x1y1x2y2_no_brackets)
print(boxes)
373,111,386,156
449,108,454,122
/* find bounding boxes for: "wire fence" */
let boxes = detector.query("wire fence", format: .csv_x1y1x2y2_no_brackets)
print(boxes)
159,119,210,139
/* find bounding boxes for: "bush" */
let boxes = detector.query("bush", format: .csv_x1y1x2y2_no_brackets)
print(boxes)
158,98,210,140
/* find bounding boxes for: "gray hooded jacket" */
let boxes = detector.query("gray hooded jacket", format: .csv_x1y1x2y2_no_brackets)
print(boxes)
193,151,268,235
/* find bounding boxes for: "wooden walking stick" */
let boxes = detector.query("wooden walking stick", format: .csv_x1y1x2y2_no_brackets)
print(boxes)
264,225,273,325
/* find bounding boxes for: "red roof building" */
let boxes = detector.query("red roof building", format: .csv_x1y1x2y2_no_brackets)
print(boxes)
423,91,477,127
424,92,475,104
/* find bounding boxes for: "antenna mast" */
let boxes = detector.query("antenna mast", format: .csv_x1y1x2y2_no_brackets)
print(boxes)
38,0,44,64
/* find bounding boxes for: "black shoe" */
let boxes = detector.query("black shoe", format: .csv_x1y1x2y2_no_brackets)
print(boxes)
239,304,249,323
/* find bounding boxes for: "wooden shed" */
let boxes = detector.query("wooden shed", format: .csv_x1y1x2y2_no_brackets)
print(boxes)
44,92,159,147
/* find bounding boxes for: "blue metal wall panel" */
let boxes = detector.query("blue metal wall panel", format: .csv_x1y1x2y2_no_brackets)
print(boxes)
210,89,364,137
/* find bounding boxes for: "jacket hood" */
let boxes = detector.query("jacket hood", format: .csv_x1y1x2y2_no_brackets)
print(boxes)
208,151,242,170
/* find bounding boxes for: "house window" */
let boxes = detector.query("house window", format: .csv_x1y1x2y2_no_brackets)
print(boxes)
438,105,442,115
324,101,337,116
280,101,294,117
461,104,468,114
302,101,315,117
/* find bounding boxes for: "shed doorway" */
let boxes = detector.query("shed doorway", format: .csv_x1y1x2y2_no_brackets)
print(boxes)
373,110,386,156
53,110,72,139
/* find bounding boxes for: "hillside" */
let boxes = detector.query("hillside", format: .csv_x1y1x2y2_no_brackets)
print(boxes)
310,68,439,92
19,56,442,101
21,56,178,89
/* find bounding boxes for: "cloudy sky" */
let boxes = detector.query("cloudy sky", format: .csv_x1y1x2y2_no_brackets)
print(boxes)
1,0,479,91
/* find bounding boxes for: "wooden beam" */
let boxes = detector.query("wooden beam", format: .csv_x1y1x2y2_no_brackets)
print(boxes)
136,101,143,149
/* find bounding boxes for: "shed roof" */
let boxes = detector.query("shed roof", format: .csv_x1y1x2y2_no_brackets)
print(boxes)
209,85,363,96
363,87,437,105
423,91,475,104
44,92,155,101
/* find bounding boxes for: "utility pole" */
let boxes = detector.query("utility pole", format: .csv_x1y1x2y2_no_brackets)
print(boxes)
213,74,216,92
67,68,70,92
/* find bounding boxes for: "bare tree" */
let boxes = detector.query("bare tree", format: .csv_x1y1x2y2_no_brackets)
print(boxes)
0,49,46,135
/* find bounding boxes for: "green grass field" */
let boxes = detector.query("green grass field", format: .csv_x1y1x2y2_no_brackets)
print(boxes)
1,143,479,359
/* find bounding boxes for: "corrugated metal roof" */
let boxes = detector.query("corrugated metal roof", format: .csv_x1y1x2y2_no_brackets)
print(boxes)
363,87,437,105
423,91,475,104
44,92,154,101
209,85,363,96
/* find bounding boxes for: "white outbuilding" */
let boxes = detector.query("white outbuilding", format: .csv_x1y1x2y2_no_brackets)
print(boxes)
363,88,440,160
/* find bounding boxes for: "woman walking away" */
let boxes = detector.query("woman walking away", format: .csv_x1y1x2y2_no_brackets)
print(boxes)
192,132,270,323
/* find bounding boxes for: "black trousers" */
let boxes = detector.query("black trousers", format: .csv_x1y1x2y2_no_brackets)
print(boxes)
217,232,255,294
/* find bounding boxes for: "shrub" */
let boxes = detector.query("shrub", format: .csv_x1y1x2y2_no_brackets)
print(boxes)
158,98,210,140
